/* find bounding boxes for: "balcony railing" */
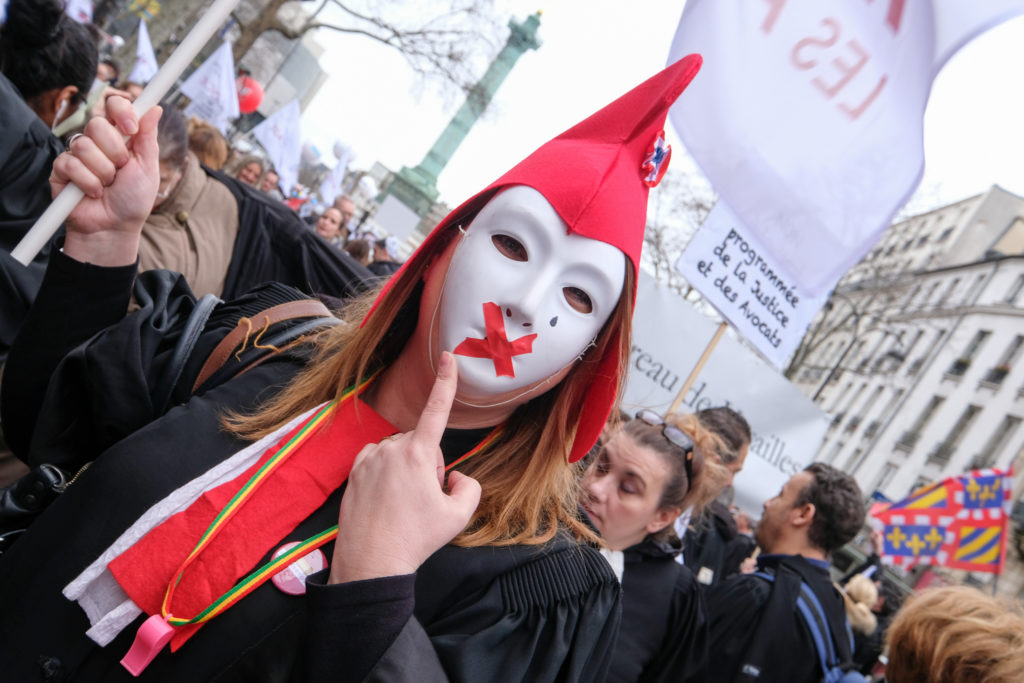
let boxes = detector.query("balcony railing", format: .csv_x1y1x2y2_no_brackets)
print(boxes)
895,430,920,451
982,366,1010,384
927,441,956,466
947,358,970,377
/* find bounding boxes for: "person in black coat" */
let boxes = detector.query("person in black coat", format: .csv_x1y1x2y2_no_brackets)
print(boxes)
0,55,705,681
0,0,97,364
581,412,722,682
706,463,866,682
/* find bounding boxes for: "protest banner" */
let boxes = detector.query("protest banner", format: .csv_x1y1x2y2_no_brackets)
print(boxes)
128,18,159,84
182,42,240,135
253,99,302,195
675,202,828,368
669,0,1024,297
624,272,830,514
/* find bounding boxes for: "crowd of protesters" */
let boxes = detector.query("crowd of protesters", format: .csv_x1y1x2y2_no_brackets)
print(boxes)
1,2,1023,682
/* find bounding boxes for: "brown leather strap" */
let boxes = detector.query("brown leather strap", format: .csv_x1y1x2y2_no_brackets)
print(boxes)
192,299,333,392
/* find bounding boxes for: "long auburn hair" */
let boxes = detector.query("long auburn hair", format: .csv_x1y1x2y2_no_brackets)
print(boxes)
224,218,635,548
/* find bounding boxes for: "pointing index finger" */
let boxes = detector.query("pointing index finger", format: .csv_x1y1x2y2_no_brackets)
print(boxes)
412,351,458,450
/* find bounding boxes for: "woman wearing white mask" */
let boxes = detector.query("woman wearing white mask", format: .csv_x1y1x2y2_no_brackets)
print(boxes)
0,56,703,681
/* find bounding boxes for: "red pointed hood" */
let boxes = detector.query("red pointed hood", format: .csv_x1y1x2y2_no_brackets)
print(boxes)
366,55,703,462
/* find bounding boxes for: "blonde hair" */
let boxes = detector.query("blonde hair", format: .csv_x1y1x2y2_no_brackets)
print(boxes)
885,585,1024,683
666,412,727,516
186,117,228,170
224,219,635,548
841,574,878,635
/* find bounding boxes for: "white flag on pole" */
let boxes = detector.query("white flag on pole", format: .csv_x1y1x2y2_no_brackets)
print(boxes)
669,0,1024,297
253,99,302,195
65,0,93,23
319,144,353,206
128,19,159,84
181,42,240,135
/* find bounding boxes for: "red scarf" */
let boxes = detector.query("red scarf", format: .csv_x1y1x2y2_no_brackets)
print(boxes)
108,398,395,651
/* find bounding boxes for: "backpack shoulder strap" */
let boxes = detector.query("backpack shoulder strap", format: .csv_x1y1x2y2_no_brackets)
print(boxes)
757,572,862,683
192,298,334,392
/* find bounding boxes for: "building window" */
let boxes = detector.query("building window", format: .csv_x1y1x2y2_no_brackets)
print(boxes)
928,404,981,466
941,277,961,303
972,415,1022,469
902,285,922,311
984,335,1023,384
844,448,868,473
870,463,899,497
965,274,987,303
937,227,954,242
1005,275,1024,303
916,235,929,247
949,330,990,376
896,395,944,450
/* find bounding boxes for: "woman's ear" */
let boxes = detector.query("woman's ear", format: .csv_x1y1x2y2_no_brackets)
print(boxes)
645,506,681,535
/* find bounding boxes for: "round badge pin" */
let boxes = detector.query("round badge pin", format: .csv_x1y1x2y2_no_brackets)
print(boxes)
270,542,328,596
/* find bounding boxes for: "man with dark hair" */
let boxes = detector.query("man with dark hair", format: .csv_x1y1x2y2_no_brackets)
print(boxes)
706,463,866,682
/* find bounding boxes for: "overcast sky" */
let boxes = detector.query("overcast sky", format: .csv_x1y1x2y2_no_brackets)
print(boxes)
301,2,1024,213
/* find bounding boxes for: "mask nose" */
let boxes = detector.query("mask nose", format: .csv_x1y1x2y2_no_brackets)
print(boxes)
508,272,555,329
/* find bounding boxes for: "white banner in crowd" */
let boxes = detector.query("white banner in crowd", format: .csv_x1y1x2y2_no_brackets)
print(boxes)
623,272,830,515
253,99,302,196
181,42,239,135
65,0,93,23
669,0,1024,297
319,144,352,206
675,203,829,369
128,18,159,84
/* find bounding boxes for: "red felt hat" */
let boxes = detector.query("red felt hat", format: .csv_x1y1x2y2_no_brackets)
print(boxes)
366,54,703,462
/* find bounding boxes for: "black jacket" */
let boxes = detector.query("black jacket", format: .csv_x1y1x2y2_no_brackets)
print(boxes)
0,251,621,681
214,170,373,302
607,536,708,683
684,500,756,590
0,73,65,362
707,554,851,683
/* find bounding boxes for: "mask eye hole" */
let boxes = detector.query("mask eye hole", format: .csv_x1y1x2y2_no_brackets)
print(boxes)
491,234,527,262
563,286,593,314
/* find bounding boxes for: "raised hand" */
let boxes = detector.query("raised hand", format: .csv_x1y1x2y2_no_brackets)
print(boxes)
329,352,482,583
50,96,161,266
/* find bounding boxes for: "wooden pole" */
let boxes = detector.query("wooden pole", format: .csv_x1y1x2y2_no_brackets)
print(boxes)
11,0,242,266
667,321,728,416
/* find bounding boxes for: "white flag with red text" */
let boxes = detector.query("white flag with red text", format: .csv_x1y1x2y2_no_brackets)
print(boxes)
253,99,302,195
670,0,1024,297
128,18,158,84
65,0,93,23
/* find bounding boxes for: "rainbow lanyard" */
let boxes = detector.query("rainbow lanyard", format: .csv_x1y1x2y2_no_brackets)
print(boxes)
159,382,503,628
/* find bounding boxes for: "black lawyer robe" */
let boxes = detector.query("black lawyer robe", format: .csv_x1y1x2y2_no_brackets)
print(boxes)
606,536,709,683
0,251,621,681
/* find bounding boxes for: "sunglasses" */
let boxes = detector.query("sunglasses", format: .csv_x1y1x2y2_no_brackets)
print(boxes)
635,409,695,493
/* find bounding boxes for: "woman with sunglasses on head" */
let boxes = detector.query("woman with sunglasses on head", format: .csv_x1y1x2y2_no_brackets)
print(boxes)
581,411,725,683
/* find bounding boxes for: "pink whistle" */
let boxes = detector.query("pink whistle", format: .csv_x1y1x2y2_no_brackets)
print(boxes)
121,613,175,676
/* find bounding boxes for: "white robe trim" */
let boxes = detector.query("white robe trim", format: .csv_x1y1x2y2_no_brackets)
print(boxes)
63,404,324,646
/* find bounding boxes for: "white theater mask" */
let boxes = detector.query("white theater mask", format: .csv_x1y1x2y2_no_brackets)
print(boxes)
435,186,626,400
